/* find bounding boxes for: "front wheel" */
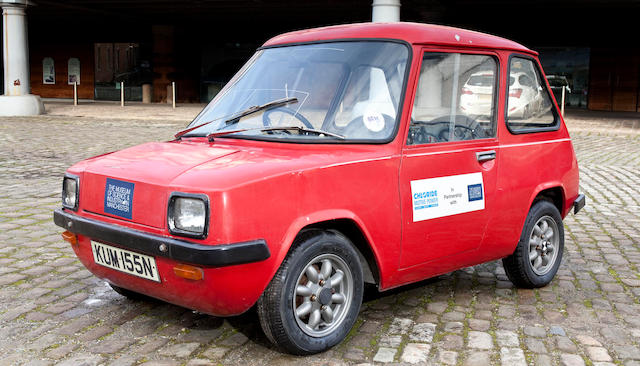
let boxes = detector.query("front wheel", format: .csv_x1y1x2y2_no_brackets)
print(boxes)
503,200,564,288
257,230,363,355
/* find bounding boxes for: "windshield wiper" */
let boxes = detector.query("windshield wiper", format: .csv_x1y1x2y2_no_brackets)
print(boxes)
174,119,218,140
224,97,298,126
173,97,298,140
264,126,345,139
206,126,345,141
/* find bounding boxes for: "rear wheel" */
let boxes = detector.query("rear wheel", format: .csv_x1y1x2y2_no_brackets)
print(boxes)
257,230,363,355
503,200,564,288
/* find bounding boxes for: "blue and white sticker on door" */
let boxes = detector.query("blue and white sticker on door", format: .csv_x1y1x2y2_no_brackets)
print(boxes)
104,178,135,219
411,172,484,222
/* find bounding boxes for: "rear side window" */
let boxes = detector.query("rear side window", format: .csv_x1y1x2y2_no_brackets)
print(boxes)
506,57,558,133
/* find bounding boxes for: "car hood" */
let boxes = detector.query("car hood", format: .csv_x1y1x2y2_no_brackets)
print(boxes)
168,140,391,191
82,141,239,185
72,139,389,228
76,141,238,228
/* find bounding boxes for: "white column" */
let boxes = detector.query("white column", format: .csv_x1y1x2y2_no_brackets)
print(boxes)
0,0,44,116
3,4,29,95
372,0,401,22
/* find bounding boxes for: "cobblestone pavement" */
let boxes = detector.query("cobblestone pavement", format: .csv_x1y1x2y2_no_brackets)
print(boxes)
1,107,640,366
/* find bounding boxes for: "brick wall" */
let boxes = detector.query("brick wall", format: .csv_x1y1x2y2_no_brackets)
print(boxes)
30,43,95,99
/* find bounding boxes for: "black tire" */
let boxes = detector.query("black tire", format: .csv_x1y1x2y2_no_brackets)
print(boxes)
257,230,363,355
110,284,152,301
503,200,564,288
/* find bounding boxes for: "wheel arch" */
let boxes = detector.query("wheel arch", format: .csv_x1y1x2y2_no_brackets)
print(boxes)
300,219,380,286
500,184,566,262
276,211,383,289
530,184,565,216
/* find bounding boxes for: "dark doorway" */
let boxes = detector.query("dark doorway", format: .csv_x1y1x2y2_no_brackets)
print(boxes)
589,49,640,112
94,43,146,101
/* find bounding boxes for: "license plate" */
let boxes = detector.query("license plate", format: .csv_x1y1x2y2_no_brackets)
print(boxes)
478,94,492,102
91,241,161,282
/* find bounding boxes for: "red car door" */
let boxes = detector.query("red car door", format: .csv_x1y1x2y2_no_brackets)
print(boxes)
399,49,501,270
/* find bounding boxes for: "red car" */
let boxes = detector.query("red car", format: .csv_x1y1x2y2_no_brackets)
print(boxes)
54,22,584,354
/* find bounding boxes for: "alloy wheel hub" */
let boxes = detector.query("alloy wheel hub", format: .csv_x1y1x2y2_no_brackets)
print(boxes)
318,287,333,305
528,215,559,275
292,254,353,337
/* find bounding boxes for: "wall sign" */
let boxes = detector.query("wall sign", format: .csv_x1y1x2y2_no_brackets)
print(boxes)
68,58,81,85
43,57,55,85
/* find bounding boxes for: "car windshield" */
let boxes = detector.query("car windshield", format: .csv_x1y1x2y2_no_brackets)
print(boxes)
183,41,409,142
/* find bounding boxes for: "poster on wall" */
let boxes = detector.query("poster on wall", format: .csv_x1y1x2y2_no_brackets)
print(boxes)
68,58,80,85
43,57,55,85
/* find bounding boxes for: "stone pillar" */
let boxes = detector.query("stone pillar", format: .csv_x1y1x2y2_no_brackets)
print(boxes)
0,0,44,116
152,25,175,103
142,83,152,103
372,0,401,22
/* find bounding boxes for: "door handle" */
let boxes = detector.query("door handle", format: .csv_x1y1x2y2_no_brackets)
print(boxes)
476,150,496,163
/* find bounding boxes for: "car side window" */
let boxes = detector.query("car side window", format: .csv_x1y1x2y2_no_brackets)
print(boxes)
506,57,558,132
407,52,497,145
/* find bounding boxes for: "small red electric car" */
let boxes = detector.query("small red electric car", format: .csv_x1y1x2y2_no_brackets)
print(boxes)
55,22,584,354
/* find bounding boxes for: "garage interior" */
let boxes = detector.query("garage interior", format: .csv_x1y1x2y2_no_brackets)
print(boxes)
2,0,640,111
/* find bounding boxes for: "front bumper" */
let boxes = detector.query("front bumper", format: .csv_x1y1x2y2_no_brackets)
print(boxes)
53,208,270,267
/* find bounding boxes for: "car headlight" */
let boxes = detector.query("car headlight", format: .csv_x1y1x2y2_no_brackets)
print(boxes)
62,175,79,210
168,193,209,238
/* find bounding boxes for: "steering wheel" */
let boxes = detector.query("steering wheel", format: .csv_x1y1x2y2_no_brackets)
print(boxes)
408,124,441,145
429,115,486,141
263,107,313,129
437,124,480,141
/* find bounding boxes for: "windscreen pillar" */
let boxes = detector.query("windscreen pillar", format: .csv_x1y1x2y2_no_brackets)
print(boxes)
0,0,44,116
372,0,400,22
370,0,400,112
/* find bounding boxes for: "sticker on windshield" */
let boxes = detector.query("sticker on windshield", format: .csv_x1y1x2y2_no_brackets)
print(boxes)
411,172,484,222
363,110,385,132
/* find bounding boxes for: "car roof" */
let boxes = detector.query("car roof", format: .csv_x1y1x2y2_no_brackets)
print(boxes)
263,22,535,55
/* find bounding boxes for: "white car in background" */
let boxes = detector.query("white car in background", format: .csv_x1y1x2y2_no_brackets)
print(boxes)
459,71,546,120
459,71,495,117
507,72,544,119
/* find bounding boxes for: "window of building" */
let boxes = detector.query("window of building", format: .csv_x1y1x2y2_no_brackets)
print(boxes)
43,57,55,85
538,47,589,109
